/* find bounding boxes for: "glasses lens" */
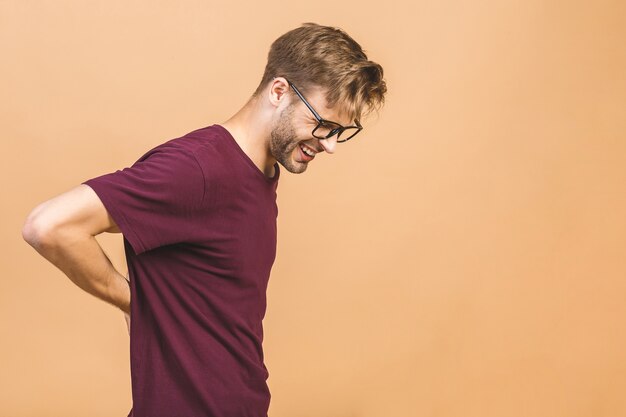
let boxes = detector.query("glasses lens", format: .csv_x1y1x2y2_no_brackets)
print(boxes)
313,121,343,139
337,127,360,142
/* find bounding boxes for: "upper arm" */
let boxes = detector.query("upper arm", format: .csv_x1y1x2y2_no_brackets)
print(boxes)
24,184,121,242
24,145,208,255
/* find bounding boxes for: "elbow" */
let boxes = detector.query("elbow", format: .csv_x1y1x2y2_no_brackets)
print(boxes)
21,220,35,245
22,222,43,250
22,209,56,251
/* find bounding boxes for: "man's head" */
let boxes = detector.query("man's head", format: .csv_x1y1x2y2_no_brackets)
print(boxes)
254,23,388,174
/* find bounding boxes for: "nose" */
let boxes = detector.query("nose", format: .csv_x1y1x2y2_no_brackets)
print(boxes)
318,135,337,154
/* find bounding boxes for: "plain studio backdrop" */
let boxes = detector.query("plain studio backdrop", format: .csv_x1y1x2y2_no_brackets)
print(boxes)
2,1,625,416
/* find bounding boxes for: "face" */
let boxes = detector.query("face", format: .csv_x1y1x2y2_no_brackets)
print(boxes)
268,87,346,174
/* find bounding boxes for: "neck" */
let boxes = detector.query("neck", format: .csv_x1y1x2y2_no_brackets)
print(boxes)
219,96,277,177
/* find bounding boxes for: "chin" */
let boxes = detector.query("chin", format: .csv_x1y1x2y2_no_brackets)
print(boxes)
283,162,308,174
277,152,308,174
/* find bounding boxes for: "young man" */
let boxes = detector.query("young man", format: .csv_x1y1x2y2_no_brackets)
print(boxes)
22,22,386,417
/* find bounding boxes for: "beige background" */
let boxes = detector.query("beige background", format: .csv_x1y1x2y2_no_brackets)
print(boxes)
2,1,625,416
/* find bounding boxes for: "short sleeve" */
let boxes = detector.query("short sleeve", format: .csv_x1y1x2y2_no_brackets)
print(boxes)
82,144,206,255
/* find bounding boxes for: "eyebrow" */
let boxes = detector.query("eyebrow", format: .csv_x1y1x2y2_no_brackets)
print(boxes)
319,109,349,125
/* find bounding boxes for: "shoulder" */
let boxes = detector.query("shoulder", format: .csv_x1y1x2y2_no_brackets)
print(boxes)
135,125,232,186
150,125,228,161
177,126,234,178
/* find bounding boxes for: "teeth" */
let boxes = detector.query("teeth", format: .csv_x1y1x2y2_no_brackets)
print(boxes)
300,144,314,157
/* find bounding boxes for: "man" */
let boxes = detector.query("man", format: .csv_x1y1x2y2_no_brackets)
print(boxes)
22,22,386,417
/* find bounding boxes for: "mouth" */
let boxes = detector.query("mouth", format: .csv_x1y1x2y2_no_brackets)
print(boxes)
297,143,316,162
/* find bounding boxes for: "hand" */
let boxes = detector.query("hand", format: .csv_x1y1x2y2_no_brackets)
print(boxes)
123,272,130,335
124,311,131,335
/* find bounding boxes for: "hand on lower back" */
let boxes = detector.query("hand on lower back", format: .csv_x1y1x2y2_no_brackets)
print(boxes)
124,311,131,335
123,272,130,335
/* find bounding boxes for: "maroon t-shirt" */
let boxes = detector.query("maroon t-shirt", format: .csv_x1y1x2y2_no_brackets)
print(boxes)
82,124,280,417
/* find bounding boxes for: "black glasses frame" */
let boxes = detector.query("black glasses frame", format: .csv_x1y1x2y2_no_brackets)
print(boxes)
277,77,363,143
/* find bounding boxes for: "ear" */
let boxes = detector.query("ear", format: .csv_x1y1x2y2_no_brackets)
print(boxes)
268,77,291,108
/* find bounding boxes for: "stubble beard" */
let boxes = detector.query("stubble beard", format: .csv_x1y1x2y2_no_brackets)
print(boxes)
269,103,308,174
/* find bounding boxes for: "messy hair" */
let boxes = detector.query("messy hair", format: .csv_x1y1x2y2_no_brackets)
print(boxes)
252,22,387,123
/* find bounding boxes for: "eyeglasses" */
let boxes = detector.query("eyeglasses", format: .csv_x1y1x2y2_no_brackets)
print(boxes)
277,77,363,143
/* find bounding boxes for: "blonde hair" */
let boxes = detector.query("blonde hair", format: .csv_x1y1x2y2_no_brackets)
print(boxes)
252,22,387,123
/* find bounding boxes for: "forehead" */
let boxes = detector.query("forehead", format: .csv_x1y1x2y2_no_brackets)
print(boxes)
300,86,354,126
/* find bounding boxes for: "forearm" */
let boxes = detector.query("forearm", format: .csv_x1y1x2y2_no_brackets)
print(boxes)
27,226,131,315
